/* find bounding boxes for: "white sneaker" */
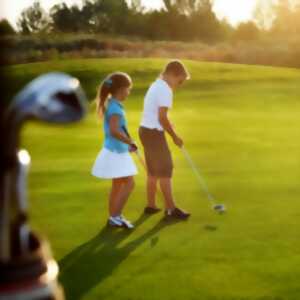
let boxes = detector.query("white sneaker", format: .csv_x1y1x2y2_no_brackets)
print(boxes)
108,216,123,228
117,215,134,229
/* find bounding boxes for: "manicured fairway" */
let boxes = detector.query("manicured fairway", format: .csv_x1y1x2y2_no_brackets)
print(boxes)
3,58,300,300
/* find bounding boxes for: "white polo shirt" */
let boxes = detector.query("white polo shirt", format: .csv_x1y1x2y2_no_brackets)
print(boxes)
140,78,173,131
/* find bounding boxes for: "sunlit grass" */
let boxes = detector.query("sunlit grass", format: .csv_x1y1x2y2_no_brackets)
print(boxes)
4,58,300,300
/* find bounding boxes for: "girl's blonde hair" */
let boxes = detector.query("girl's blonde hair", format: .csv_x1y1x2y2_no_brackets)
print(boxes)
96,72,132,117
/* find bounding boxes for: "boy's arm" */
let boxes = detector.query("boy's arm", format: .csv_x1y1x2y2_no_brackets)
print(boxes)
159,107,183,148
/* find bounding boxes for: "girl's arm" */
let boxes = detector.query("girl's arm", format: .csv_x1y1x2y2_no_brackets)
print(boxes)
159,107,183,147
109,115,133,145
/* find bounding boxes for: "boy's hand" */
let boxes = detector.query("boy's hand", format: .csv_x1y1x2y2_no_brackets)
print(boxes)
172,135,184,148
129,142,138,152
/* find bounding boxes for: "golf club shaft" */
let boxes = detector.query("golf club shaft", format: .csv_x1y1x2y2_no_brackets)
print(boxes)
17,154,31,254
181,146,216,205
136,151,147,171
122,126,147,171
0,173,11,261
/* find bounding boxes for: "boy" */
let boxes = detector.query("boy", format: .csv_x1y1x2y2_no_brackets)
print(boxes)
139,60,191,220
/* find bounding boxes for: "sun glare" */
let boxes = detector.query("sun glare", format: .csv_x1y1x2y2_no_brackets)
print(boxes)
213,0,258,25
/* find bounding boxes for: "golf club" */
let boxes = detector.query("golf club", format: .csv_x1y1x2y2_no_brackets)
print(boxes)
0,72,87,300
181,146,226,214
121,125,147,171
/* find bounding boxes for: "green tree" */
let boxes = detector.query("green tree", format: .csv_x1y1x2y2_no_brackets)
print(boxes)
254,0,300,37
17,1,51,34
271,0,293,35
50,3,92,32
233,21,260,41
254,0,275,29
0,19,16,36
188,0,223,41
90,0,130,34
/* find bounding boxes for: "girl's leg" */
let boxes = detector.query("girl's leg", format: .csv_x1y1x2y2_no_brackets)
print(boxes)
116,176,135,215
159,177,176,210
147,175,158,208
109,178,124,217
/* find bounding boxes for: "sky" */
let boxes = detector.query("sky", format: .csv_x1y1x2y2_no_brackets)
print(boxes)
0,0,259,29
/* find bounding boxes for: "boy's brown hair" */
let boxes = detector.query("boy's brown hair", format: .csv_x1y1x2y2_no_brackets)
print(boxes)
163,60,190,79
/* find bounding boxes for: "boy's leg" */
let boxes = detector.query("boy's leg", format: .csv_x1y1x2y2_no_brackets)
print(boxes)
159,177,176,210
159,177,190,219
147,175,158,208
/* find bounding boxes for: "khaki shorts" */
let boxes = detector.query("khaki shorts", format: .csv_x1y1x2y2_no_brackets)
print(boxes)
139,126,173,178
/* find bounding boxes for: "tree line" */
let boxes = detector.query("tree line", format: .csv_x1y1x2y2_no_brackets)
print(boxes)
1,0,300,43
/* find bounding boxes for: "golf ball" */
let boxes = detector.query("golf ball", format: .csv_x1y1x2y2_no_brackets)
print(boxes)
214,204,226,214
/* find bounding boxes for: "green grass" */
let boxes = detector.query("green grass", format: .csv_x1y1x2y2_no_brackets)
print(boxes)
3,58,300,300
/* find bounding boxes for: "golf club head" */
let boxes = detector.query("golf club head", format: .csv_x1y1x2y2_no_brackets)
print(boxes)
9,72,87,125
2,72,88,257
213,204,226,214
0,72,88,300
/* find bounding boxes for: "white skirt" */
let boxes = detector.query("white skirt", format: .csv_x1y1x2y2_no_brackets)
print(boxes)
91,148,138,179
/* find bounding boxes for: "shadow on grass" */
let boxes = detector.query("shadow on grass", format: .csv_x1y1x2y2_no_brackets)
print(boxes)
58,214,180,300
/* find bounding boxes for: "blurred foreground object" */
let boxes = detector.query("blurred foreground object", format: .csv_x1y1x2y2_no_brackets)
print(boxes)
0,73,87,299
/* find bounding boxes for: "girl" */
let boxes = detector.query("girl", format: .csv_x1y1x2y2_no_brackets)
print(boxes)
91,72,138,229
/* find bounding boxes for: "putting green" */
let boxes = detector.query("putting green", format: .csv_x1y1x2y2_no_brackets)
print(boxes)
4,58,300,300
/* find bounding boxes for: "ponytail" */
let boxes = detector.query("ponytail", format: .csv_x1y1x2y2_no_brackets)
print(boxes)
96,79,112,117
96,73,132,118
